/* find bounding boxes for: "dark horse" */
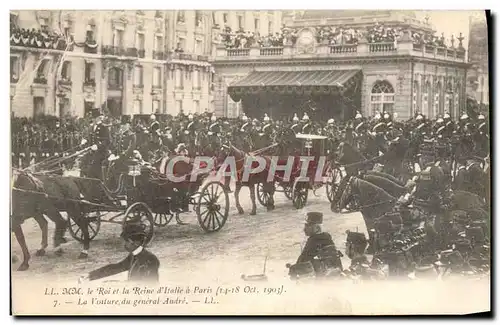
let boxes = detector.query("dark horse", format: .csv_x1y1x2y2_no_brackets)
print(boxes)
11,169,95,271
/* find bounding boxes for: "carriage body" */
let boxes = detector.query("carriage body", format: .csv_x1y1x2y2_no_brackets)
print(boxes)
290,134,329,209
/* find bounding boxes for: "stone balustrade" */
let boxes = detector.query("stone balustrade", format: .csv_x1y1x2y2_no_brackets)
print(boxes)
214,40,467,63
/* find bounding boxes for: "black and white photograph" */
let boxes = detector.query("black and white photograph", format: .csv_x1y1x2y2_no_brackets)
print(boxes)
9,8,491,315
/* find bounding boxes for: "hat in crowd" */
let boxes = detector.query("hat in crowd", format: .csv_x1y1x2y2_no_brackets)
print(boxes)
91,109,101,118
120,223,147,244
327,118,335,124
346,230,368,245
478,113,485,120
305,212,323,225
263,113,270,122
121,115,132,124
355,111,362,119
443,112,451,120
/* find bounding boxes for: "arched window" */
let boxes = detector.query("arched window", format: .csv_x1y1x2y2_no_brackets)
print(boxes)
61,61,71,80
108,67,123,88
370,80,395,114
445,80,453,114
35,59,50,84
422,80,431,116
412,81,420,114
433,81,442,118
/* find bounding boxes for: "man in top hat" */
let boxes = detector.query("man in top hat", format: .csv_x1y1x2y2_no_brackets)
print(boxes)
84,110,111,179
79,223,160,284
119,115,136,158
296,212,335,265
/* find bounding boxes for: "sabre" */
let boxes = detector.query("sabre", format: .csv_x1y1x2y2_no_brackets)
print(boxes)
23,146,92,172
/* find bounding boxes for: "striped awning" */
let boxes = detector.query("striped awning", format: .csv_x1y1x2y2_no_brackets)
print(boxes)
229,70,361,88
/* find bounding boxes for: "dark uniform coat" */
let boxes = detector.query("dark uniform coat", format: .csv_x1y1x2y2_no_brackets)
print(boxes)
88,248,160,284
297,232,335,264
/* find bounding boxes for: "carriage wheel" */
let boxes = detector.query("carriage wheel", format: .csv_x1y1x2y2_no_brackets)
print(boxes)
196,181,230,233
283,184,293,200
326,168,341,203
292,181,309,209
68,211,101,243
123,202,155,246
153,213,174,227
256,182,275,207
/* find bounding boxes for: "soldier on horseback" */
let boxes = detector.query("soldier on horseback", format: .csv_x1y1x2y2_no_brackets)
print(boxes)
301,113,312,134
290,113,301,134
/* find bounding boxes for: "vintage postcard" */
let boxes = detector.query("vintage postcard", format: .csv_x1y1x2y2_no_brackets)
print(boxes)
10,9,490,315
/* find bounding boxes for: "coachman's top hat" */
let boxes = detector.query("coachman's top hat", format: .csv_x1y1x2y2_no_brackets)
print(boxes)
305,212,323,225
121,223,147,244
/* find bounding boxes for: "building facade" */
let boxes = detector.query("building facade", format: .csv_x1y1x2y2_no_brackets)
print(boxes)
212,11,470,121
10,10,215,118
467,13,489,105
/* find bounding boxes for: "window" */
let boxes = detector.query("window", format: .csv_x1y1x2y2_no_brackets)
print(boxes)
412,81,420,113
136,33,145,50
454,82,461,115
445,81,453,113
370,80,395,114
194,100,200,113
193,70,201,90
176,100,183,115
435,82,444,116
84,101,94,116
33,97,45,116
175,68,183,88
10,56,19,83
39,18,48,32
268,21,273,34
237,16,243,30
178,37,186,51
61,61,71,80
63,20,73,39
195,39,203,54
177,11,185,23
254,18,260,31
59,98,70,117
155,35,163,52
153,67,162,87
84,62,95,84
37,59,50,78
223,13,228,24
113,29,124,47
134,99,143,114
152,100,160,113
108,67,123,88
422,81,431,115
134,65,143,86
195,11,202,27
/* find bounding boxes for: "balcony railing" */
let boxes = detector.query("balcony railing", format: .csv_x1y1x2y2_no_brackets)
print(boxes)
102,46,127,56
227,48,250,57
138,49,145,58
84,79,96,87
329,44,357,54
127,47,138,57
108,83,123,90
215,41,467,63
33,76,47,84
260,47,284,56
153,51,165,60
58,79,72,86
369,42,396,52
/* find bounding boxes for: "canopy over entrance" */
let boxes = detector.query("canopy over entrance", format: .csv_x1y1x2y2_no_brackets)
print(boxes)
228,69,361,102
228,70,362,121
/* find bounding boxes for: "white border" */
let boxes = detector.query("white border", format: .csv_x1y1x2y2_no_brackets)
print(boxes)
2,1,498,322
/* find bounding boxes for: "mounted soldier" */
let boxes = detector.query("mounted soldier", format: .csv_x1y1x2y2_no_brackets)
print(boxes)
261,114,274,140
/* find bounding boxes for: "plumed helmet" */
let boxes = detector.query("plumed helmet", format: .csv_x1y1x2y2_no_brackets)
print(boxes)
150,114,156,121
302,113,309,121
327,118,335,124
242,114,248,122
263,113,270,122
188,114,194,120
211,115,217,122
460,112,469,120
478,113,485,120
355,111,362,119
443,112,451,119
293,113,299,122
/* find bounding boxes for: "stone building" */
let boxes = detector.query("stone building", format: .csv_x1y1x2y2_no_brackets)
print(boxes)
212,10,470,121
10,10,214,118
467,12,489,105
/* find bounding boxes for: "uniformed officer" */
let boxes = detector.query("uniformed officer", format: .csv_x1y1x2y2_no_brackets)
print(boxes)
149,114,160,135
301,113,312,134
208,115,221,136
290,113,300,134
79,223,160,284
240,113,251,133
185,113,196,136
261,114,273,137
296,212,335,265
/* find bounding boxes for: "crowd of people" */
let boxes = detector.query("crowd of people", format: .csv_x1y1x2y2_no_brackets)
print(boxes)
10,23,73,51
